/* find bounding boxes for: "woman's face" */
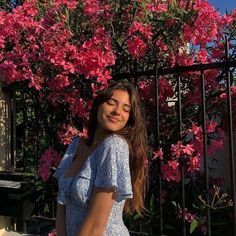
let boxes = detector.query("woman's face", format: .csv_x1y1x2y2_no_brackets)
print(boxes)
97,89,131,134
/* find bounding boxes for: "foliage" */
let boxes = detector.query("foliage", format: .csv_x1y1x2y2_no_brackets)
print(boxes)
0,0,236,235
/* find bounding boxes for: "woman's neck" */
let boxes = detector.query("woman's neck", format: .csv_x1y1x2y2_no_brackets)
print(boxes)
93,127,113,146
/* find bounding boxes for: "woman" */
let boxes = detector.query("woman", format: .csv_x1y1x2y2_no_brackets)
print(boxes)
54,81,147,236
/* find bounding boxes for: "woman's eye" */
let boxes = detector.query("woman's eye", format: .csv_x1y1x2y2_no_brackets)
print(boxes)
106,99,116,105
123,107,131,113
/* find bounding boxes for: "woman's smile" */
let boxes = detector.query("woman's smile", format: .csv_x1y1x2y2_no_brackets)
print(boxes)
106,115,121,123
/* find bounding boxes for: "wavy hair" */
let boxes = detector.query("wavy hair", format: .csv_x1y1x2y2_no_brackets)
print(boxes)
87,81,148,215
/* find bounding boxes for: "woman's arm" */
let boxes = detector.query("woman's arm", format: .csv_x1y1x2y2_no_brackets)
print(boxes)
56,203,67,236
76,186,115,236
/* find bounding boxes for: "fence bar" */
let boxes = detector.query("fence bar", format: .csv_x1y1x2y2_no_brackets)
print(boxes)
3,93,9,169
22,92,27,171
225,37,236,236
114,60,236,79
10,89,15,169
177,76,186,236
35,98,40,167
200,70,211,236
154,71,163,235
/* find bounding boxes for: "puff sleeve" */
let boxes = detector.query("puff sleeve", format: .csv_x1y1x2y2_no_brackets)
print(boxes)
94,135,133,202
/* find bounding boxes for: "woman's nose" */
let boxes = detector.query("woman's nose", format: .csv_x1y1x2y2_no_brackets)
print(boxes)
111,105,121,115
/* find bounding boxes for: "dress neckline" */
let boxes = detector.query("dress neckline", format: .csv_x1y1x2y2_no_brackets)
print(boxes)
63,135,115,179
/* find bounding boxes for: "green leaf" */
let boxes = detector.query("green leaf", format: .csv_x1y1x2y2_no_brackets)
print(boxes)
150,193,155,212
116,37,123,47
164,224,176,230
172,201,177,207
190,219,198,234
133,214,142,220
44,203,49,213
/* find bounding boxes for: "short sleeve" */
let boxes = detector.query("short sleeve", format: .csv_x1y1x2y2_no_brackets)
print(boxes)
94,135,133,202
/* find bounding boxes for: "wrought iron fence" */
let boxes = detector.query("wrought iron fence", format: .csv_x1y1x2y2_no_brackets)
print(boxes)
154,45,236,236
115,38,236,236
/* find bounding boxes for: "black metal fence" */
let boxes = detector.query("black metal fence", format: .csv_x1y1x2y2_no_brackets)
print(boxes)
154,45,236,236
115,38,236,236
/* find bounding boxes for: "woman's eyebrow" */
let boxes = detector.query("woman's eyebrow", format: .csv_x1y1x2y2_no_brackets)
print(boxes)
110,97,131,108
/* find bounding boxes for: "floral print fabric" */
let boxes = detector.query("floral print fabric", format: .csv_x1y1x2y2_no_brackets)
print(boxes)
53,135,133,236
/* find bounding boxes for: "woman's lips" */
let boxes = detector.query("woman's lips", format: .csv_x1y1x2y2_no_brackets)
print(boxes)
106,115,121,122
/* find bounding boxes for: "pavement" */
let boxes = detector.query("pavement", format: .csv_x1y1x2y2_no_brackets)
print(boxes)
0,230,25,236
0,217,54,236
0,229,41,236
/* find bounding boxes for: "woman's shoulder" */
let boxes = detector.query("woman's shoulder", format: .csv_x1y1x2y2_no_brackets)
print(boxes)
101,134,129,150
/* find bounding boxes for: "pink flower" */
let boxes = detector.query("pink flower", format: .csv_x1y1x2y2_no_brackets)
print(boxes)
146,3,167,13
153,148,163,160
220,85,236,100
57,124,79,145
0,60,18,84
161,161,181,182
168,160,179,170
174,53,194,66
78,128,88,138
206,120,218,133
127,36,147,59
48,74,71,90
137,80,154,102
176,207,196,223
97,70,112,85
83,0,101,18
221,14,233,25
38,163,51,182
158,77,174,101
48,228,57,236
127,21,152,40
76,28,115,81
156,39,168,51
28,75,44,91
171,141,182,158
187,153,201,173
126,21,152,59
38,148,62,181
189,124,203,136
196,49,208,63
181,144,195,156
183,1,222,47
0,35,5,49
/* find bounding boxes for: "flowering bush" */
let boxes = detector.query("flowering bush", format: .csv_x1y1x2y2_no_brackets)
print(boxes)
38,148,62,181
0,0,235,235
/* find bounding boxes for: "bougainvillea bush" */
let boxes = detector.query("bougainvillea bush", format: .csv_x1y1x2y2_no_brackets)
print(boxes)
0,0,236,235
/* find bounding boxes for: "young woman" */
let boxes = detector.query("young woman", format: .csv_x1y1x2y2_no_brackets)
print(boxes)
54,82,147,236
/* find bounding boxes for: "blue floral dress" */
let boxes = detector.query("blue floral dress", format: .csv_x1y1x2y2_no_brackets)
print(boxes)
53,135,133,236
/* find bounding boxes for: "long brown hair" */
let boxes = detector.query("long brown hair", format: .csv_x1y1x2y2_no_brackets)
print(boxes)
87,81,147,215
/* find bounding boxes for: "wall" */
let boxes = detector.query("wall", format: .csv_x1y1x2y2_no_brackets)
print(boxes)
0,82,12,229
0,82,12,170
